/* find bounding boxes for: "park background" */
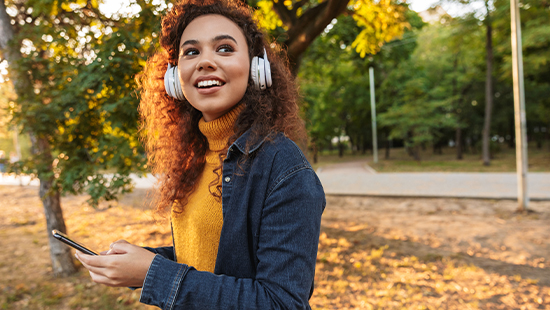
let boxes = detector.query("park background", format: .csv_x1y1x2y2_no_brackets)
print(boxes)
0,0,549,309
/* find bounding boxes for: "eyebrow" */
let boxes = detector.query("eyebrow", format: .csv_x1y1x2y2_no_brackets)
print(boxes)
180,35,238,49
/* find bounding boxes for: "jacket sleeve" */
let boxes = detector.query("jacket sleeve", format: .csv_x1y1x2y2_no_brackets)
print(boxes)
143,246,175,261
139,168,325,310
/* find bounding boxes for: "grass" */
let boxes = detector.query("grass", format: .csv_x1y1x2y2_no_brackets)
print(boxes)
310,142,550,172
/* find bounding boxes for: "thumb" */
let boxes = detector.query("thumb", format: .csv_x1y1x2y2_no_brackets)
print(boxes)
107,240,131,254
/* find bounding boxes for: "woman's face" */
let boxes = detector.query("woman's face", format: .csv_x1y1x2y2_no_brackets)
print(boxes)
178,14,250,122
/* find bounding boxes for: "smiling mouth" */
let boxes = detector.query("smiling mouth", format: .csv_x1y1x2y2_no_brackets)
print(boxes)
196,80,225,88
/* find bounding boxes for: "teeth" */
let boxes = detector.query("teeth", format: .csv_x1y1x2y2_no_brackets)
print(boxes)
198,80,223,88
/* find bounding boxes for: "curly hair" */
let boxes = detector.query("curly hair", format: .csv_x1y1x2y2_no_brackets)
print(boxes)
137,0,305,214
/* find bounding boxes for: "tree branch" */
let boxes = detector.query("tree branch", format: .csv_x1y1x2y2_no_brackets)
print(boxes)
293,0,309,10
272,1,294,27
284,0,350,73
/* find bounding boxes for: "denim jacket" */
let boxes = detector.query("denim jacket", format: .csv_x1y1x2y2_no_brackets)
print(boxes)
139,130,326,310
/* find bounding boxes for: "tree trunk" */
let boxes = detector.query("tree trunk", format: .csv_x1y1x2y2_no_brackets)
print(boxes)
412,146,420,161
385,138,391,159
482,1,494,166
0,2,77,276
338,136,344,158
37,138,78,276
349,134,357,155
456,127,463,160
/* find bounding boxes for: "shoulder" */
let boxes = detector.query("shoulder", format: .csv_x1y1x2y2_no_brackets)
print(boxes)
259,132,310,170
230,130,317,188
253,133,323,197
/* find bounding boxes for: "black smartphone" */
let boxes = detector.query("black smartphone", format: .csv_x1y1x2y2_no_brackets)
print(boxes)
52,230,99,256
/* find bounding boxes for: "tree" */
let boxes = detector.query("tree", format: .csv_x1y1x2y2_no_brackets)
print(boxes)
493,0,550,151
1,0,77,276
376,13,490,160
481,0,494,166
253,0,410,73
298,8,424,160
429,13,485,160
0,0,161,276
440,0,496,164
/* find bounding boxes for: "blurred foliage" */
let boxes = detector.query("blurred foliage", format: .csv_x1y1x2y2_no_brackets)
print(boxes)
299,0,550,160
351,0,410,57
299,7,425,158
494,0,550,147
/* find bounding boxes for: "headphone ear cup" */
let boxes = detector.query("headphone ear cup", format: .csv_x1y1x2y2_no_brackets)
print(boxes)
173,67,184,101
258,58,266,90
164,64,174,98
164,64,184,100
263,49,272,88
251,56,259,90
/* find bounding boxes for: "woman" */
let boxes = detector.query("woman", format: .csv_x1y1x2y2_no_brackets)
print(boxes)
76,0,325,309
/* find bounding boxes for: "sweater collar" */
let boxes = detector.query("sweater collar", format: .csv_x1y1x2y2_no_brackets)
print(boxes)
198,104,244,152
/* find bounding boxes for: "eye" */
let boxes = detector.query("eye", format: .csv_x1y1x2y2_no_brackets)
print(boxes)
217,44,234,53
183,48,199,56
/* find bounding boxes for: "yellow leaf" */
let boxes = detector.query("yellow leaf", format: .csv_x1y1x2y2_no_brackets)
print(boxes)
351,0,409,57
254,1,287,31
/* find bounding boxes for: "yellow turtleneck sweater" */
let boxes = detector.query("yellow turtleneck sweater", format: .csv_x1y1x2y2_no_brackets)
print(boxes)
171,105,243,272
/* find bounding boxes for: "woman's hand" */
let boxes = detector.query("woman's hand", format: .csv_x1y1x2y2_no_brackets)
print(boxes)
75,240,156,287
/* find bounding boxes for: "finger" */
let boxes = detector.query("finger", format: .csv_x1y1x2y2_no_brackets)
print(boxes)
78,260,106,278
88,270,120,287
109,241,134,254
110,239,130,247
76,251,109,269
82,262,109,277
108,240,130,254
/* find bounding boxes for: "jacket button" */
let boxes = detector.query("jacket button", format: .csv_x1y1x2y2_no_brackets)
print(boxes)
224,176,231,183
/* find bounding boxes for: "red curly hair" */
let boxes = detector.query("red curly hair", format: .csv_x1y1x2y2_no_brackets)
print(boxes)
137,0,305,214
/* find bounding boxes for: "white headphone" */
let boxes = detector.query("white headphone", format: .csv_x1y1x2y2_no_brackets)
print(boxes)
251,48,272,91
164,63,185,101
164,48,272,100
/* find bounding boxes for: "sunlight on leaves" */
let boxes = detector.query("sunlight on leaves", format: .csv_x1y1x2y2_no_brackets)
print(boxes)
351,0,409,57
254,1,285,31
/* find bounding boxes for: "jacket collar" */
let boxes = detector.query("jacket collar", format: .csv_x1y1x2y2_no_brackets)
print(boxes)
228,127,271,156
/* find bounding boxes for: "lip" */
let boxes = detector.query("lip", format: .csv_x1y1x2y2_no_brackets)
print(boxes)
196,85,223,95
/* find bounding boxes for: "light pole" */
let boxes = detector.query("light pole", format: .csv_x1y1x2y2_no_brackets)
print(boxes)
369,67,378,164
510,0,528,211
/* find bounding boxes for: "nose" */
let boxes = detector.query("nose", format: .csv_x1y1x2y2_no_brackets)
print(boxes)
196,52,217,71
